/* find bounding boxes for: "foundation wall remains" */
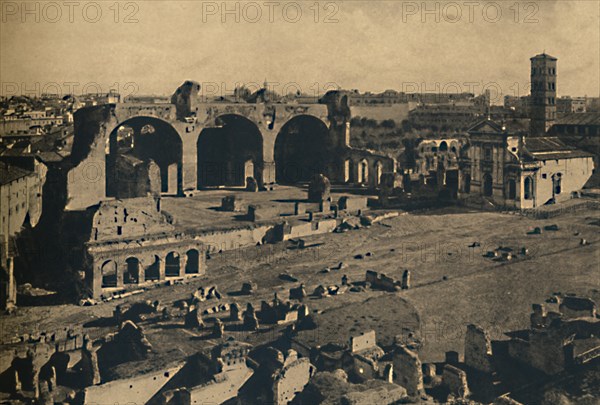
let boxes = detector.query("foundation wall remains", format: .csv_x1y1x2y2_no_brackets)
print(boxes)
272,357,315,405
464,324,493,373
82,363,184,404
392,345,423,397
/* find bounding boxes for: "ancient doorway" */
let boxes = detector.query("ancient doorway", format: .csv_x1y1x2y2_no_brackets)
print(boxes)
165,252,180,277
483,173,493,197
374,161,383,186
144,255,160,281
507,179,516,199
344,159,352,183
101,260,117,288
358,159,369,184
185,249,200,274
124,257,140,284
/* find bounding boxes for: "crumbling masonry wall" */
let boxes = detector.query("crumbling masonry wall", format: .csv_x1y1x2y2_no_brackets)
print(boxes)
67,105,118,210
392,345,423,397
464,324,493,373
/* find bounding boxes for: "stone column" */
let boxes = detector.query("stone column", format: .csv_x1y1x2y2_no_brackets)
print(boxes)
91,262,102,300
179,253,188,276
262,161,276,186
117,262,124,288
158,258,166,281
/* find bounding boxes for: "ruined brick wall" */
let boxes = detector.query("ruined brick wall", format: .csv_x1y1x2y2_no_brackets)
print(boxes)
559,297,597,319
392,345,423,397
507,331,567,374
273,357,315,405
464,324,493,373
113,156,161,199
90,197,169,242
350,331,377,354
83,363,184,404
442,364,470,398
67,105,118,210
171,80,201,120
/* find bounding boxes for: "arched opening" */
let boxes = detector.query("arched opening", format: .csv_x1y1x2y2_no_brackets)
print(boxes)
165,252,180,277
358,159,369,184
144,255,160,281
107,117,183,196
439,141,448,152
483,173,493,197
374,161,383,186
101,260,117,288
44,352,71,387
274,115,331,184
185,249,200,274
446,170,459,197
114,125,134,150
345,159,354,183
124,257,140,284
552,173,562,196
524,176,533,200
463,173,471,193
197,114,263,188
507,179,516,199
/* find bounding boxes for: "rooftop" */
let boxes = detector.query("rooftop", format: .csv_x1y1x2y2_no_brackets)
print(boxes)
0,161,34,185
531,52,557,61
523,136,595,160
554,112,600,127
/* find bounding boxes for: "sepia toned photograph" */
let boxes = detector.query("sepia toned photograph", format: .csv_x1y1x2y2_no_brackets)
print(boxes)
1,1,599,404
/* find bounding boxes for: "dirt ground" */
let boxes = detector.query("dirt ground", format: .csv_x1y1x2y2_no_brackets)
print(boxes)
1,191,598,367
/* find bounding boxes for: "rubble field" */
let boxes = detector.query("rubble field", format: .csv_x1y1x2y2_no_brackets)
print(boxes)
2,194,598,370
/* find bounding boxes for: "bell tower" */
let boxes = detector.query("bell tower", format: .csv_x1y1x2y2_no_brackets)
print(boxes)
529,53,557,136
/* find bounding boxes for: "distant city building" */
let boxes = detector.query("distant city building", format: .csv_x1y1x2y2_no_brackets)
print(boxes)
348,89,476,106
504,95,530,117
557,96,587,115
0,158,46,239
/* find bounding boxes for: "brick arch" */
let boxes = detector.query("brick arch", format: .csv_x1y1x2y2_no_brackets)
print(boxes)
106,116,184,196
274,114,333,184
185,249,200,274
100,259,117,288
196,114,264,189
143,254,161,282
165,251,181,277
123,257,141,284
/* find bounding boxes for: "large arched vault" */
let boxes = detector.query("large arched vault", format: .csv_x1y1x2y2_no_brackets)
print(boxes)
106,116,183,196
274,115,333,184
196,114,263,188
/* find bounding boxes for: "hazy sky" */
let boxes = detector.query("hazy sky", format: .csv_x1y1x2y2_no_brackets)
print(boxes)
1,0,599,102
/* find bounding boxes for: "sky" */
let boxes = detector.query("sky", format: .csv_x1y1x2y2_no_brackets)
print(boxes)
1,0,599,102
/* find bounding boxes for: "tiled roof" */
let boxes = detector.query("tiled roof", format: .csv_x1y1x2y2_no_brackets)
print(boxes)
530,52,557,60
0,161,34,185
554,113,600,126
522,136,595,161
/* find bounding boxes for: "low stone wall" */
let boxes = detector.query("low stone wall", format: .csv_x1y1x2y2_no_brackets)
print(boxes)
338,196,368,213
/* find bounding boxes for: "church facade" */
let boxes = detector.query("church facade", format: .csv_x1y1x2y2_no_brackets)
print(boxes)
459,119,595,209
